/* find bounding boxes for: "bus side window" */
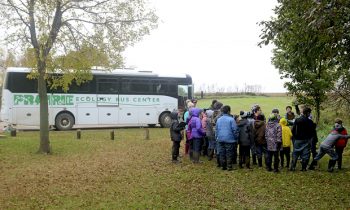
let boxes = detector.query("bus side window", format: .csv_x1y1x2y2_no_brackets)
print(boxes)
168,83,177,96
121,79,131,93
97,79,118,94
8,72,37,93
153,80,167,94
130,80,151,94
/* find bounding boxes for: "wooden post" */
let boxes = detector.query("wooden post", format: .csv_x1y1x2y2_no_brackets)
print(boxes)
10,129,16,137
110,130,115,140
77,129,81,139
144,128,150,140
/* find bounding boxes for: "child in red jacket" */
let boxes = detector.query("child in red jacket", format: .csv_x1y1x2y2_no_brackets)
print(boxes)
334,118,348,170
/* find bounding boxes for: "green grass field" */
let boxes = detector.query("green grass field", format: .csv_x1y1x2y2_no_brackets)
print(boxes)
0,96,349,209
196,96,294,114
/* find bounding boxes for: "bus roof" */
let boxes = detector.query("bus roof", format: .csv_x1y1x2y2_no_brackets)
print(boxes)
6,67,191,79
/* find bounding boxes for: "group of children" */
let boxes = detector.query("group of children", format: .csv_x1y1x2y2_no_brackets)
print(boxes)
170,99,350,172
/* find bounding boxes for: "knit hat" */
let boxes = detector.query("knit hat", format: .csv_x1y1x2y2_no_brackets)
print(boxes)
240,111,248,118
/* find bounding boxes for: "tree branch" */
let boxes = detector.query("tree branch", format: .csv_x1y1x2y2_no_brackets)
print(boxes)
28,0,39,51
44,1,63,57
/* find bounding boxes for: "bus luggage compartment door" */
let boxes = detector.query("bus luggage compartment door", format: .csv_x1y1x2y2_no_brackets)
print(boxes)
97,94,119,125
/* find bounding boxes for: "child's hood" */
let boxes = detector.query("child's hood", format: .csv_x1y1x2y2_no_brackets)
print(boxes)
238,119,248,127
191,108,201,117
170,111,178,120
206,110,214,118
254,120,265,128
279,118,288,126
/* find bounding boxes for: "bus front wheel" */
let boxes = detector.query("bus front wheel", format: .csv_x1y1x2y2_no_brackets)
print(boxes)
160,112,172,128
55,113,75,131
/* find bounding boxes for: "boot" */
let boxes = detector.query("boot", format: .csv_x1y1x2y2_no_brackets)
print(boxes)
286,157,290,168
192,152,199,163
245,156,251,169
258,157,263,167
189,150,193,161
300,160,308,172
239,155,243,168
207,149,214,161
267,164,272,172
337,157,342,170
274,157,279,172
185,143,189,155
222,161,227,170
227,157,233,171
337,160,342,170
216,154,221,167
252,154,257,165
266,160,272,172
308,160,317,170
290,158,297,171
327,160,336,172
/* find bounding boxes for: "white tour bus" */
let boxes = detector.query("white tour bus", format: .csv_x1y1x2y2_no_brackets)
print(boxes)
0,67,193,130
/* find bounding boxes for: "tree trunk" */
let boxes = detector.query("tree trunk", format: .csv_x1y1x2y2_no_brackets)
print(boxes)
37,61,50,154
315,97,321,125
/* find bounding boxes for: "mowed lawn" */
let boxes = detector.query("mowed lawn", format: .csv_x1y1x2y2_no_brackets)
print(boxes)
1,129,350,209
0,96,349,209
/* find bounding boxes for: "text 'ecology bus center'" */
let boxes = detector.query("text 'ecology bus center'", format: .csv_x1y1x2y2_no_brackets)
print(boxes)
13,94,161,106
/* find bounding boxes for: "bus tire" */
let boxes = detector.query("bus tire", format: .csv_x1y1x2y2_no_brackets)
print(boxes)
159,112,172,128
55,113,75,131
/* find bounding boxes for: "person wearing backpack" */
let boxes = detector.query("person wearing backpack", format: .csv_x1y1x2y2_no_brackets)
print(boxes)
279,117,293,168
265,113,282,172
309,123,350,172
169,111,186,163
290,107,315,171
205,110,216,161
184,101,195,156
253,114,267,168
334,118,348,170
189,108,206,163
237,111,254,169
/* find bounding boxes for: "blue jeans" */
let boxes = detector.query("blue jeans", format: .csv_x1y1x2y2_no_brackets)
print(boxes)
192,138,202,153
256,144,268,159
314,145,338,161
219,142,235,168
208,136,216,150
292,139,311,162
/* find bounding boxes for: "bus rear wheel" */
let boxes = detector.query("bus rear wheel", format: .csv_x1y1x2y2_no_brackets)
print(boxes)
55,113,74,131
160,112,172,128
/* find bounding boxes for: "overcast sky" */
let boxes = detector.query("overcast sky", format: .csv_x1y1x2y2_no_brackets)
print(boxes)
123,0,286,93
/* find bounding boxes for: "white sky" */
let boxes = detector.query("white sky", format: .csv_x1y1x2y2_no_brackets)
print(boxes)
123,0,286,93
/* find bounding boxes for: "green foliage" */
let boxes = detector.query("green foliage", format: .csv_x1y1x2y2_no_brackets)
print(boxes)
259,0,350,123
4,51,17,67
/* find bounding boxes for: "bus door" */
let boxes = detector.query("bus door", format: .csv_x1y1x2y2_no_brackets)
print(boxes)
177,85,190,111
96,78,119,124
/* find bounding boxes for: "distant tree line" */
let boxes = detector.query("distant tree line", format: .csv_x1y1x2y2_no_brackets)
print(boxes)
197,83,263,95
